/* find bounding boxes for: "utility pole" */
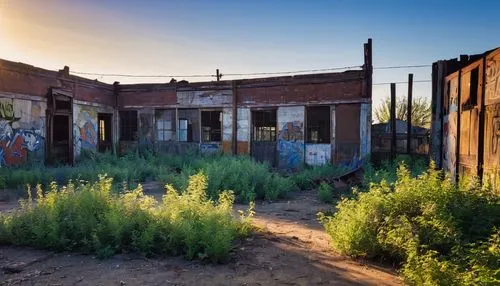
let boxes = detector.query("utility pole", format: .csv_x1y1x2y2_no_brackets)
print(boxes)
216,69,221,81
407,73,413,154
391,83,397,161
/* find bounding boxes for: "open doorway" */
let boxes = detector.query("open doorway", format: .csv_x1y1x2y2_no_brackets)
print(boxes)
98,113,112,152
46,90,73,165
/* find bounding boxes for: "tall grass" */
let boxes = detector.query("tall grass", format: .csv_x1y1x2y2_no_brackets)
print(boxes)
0,173,253,262
319,162,500,284
1,150,350,203
159,156,295,203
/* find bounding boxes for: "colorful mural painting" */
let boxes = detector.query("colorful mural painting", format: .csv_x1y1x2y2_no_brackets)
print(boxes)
277,106,305,170
278,120,304,169
74,105,97,156
0,98,44,167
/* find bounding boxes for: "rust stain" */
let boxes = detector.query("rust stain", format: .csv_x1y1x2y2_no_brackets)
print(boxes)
237,141,249,154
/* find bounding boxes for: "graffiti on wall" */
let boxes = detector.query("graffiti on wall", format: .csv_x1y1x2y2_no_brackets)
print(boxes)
305,144,330,166
200,143,220,153
0,98,44,167
278,120,304,169
486,57,500,104
74,105,97,156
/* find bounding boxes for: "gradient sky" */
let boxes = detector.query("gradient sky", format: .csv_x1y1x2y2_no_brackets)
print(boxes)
1,0,500,110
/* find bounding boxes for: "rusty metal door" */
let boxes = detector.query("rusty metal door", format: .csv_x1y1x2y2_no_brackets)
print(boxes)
251,110,277,166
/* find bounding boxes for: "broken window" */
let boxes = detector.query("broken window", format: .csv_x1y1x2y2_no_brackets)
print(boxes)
177,109,199,142
252,110,277,141
119,110,138,141
306,106,330,143
155,109,175,141
201,110,222,142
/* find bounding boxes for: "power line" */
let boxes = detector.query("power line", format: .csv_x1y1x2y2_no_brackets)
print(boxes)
223,65,363,76
70,64,430,79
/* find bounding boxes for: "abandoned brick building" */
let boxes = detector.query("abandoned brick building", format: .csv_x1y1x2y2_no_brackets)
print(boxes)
0,40,372,170
430,46,500,191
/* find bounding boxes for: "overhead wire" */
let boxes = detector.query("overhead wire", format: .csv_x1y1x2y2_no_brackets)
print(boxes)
70,64,431,79
1,64,434,86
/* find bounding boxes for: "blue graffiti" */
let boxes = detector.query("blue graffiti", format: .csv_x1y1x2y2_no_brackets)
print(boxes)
278,140,304,170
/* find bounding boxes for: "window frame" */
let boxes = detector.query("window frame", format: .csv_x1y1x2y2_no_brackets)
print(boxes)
119,110,138,141
306,105,331,144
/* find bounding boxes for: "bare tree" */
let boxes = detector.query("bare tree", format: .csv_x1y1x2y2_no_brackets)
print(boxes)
374,96,431,128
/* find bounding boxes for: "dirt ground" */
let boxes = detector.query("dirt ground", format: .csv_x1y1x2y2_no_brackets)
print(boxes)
0,184,402,286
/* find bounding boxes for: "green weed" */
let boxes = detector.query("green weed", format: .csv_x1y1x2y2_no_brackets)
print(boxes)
319,162,500,284
318,182,334,204
0,173,252,263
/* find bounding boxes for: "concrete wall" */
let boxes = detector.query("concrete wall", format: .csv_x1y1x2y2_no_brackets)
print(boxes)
222,107,233,154
277,106,305,170
305,144,330,166
237,107,250,154
360,103,371,159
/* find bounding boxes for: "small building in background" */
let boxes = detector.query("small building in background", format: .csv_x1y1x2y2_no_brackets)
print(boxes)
372,119,430,155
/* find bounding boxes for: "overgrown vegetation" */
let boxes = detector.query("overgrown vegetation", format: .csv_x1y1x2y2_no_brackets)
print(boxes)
0,173,253,263
159,156,295,203
1,151,349,203
318,182,334,204
319,162,500,285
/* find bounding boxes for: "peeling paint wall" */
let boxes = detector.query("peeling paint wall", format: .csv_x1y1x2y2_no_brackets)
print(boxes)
0,96,45,166
443,76,459,178
237,107,250,154
277,106,304,169
177,90,232,106
360,103,371,159
222,108,233,154
305,144,330,166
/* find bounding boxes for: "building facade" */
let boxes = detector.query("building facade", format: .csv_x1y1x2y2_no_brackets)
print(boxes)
0,40,372,170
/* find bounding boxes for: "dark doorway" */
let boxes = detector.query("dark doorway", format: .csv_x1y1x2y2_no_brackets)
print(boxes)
51,114,71,164
251,109,277,166
46,90,73,165
98,113,112,152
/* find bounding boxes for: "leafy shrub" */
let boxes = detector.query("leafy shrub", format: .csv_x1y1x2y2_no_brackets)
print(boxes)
318,182,334,203
0,173,252,263
319,162,500,284
160,156,295,203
